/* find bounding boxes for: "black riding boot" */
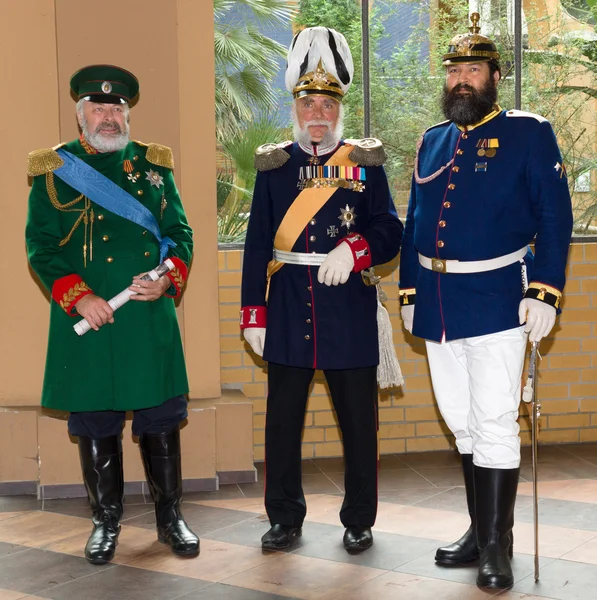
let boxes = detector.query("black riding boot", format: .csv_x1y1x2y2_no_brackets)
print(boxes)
475,466,519,590
78,435,124,565
435,454,478,565
140,427,199,557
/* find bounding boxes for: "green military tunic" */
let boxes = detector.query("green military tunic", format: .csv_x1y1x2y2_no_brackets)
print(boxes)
26,138,193,413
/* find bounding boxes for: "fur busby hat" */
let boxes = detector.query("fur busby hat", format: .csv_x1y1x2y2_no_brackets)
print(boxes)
285,27,354,102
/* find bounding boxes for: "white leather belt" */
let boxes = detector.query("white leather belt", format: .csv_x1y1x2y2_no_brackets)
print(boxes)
273,248,327,266
418,246,527,274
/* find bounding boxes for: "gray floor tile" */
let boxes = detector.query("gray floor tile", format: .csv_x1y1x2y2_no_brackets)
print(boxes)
40,563,208,600
520,459,597,482
377,488,452,507
42,496,153,522
397,450,462,469
123,503,259,536
0,540,32,559
0,495,41,513
516,498,597,532
292,523,443,571
395,548,555,587
202,514,271,549
328,469,436,493
185,485,247,502
178,582,300,600
238,481,267,499
512,558,597,600
0,547,110,595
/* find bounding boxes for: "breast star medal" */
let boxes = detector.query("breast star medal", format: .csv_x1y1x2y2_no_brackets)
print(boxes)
145,169,165,189
339,204,357,230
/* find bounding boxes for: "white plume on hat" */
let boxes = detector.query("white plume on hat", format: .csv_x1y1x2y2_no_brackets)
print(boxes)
285,26,354,95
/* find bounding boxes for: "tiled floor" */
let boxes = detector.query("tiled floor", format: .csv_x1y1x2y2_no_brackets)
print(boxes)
3,444,597,599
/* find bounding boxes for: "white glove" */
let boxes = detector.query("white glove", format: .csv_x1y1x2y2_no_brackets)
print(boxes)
401,305,414,333
317,242,354,286
518,298,556,342
243,327,266,357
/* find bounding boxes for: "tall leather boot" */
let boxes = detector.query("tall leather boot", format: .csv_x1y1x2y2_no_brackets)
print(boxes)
140,427,199,557
78,435,124,565
435,454,478,565
475,466,519,590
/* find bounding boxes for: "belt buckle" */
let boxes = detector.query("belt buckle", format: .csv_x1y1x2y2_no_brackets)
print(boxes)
431,258,447,273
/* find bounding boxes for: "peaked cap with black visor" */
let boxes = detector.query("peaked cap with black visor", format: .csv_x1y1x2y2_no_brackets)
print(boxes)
286,27,354,102
443,12,501,74
70,64,139,104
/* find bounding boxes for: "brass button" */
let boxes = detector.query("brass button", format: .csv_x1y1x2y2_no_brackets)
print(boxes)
443,201,451,208
462,133,468,139
307,286,312,291
306,318,312,324
133,155,139,161
97,214,104,221
144,251,150,257
437,241,445,248
310,219,316,226
142,230,147,236
457,149,464,155
307,302,312,308
304,335,311,340
309,235,316,242
452,166,460,172
439,220,446,228
102,235,109,242
135,172,141,178
137,190,144,196
448,183,455,190
106,257,114,263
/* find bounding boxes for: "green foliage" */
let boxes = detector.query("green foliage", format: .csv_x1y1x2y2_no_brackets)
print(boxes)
214,0,295,140
218,115,289,243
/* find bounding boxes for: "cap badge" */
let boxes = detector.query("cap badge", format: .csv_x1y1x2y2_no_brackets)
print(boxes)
101,81,113,94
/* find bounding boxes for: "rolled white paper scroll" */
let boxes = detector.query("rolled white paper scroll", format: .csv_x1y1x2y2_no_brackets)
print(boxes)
73,258,175,336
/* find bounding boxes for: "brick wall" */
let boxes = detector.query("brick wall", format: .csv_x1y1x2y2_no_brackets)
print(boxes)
218,243,597,460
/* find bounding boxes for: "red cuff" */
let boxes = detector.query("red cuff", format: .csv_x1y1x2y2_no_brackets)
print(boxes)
239,306,267,329
165,256,189,298
51,274,93,316
339,234,372,272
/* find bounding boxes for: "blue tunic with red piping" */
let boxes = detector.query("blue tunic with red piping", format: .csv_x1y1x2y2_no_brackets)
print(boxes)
399,109,573,342
240,141,403,370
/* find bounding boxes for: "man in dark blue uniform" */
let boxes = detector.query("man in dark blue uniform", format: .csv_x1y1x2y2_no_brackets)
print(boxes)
240,26,403,553
399,14,573,590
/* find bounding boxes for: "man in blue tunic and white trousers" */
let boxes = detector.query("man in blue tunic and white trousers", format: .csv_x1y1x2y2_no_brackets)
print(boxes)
399,13,573,590
240,27,403,553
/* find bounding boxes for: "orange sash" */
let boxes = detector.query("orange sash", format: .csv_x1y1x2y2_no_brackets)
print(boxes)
266,144,357,278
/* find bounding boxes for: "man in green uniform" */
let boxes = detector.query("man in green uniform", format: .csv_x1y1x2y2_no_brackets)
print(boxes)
25,65,199,564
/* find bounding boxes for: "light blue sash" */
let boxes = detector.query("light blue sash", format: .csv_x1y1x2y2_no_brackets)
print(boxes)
54,149,175,261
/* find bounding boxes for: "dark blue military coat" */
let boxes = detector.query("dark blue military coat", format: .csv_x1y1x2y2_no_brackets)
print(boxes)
399,109,573,342
241,141,403,370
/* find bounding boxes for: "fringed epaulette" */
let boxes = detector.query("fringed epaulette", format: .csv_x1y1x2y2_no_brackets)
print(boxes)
345,138,386,166
254,141,292,171
139,142,174,169
27,145,65,177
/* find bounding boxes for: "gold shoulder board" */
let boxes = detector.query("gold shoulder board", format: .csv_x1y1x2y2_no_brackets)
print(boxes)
254,141,292,171
145,143,174,169
27,147,65,177
346,138,386,167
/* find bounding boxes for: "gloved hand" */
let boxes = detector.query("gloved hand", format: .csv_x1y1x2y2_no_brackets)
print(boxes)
243,327,266,356
317,242,354,286
518,298,556,342
401,305,414,333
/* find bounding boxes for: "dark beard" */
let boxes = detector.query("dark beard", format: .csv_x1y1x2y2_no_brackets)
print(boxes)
441,79,498,126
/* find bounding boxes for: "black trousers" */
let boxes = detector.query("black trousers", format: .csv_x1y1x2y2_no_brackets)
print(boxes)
265,363,378,528
67,395,188,438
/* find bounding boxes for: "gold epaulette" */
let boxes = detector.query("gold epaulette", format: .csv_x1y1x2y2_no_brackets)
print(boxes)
254,141,292,171
27,145,65,177
345,138,386,166
135,141,174,169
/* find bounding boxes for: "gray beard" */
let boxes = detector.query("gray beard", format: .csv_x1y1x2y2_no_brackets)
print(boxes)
81,119,130,153
295,124,341,149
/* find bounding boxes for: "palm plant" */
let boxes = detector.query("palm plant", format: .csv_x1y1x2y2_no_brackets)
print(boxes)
214,0,296,140
218,115,290,243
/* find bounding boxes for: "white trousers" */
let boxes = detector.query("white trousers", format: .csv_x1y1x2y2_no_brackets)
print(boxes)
425,326,527,469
